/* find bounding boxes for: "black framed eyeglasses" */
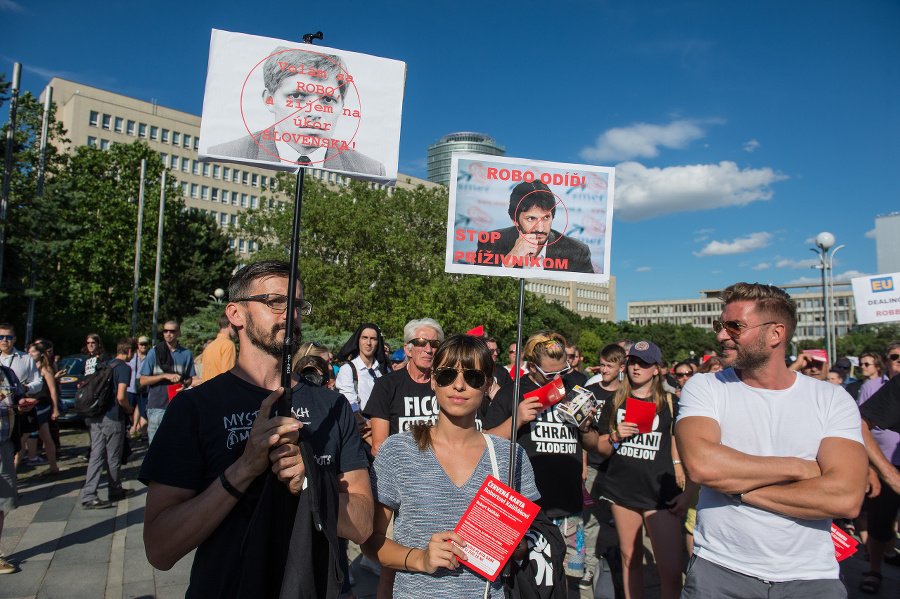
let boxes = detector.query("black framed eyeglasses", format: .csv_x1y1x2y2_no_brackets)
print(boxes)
434,367,487,389
409,337,440,349
234,293,312,315
299,367,326,387
713,320,777,339
534,361,570,380
162,329,178,334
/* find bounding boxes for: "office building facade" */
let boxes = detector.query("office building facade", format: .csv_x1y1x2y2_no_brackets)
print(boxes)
628,282,856,343
527,276,616,321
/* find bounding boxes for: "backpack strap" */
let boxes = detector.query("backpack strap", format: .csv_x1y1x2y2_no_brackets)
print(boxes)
348,361,359,396
483,433,500,478
665,393,675,434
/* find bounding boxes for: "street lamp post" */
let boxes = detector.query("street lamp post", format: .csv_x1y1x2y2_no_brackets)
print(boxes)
209,288,225,304
810,232,845,365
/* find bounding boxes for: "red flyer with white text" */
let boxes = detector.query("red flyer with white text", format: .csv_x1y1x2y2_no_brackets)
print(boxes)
453,475,540,581
831,524,858,561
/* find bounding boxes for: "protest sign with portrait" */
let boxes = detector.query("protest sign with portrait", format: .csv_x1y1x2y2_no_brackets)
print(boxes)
444,154,614,283
198,29,405,185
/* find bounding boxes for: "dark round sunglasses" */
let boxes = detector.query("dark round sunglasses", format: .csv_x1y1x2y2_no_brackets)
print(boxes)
434,367,487,389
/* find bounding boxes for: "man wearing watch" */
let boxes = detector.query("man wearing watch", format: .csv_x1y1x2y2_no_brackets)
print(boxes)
676,282,866,598
139,261,372,599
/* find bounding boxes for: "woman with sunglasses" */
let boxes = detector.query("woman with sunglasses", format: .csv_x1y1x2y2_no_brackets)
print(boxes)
363,334,538,598
592,341,693,599
483,330,601,587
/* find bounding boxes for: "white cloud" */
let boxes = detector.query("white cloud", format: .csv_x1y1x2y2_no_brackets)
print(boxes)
694,235,709,242
694,232,772,257
804,237,816,244
694,228,714,235
787,270,870,285
580,119,718,162
0,0,24,12
775,257,820,269
752,263,770,270
743,139,760,152
636,266,652,272
615,161,788,221
865,228,876,239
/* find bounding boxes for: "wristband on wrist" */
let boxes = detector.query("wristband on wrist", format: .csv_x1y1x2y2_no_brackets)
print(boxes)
404,548,414,572
219,472,244,501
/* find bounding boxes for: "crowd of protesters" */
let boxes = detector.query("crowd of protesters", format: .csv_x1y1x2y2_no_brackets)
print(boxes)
1,271,900,599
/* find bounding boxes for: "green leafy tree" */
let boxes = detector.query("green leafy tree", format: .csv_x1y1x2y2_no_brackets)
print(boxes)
237,174,520,339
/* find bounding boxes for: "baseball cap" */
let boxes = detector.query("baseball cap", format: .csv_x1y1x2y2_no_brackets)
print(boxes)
628,341,662,366
390,349,406,362
834,357,852,370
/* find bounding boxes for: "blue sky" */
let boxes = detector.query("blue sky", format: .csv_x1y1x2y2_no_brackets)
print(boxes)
2,0,898,320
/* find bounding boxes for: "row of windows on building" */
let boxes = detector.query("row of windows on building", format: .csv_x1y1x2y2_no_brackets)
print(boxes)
527,282,567,296
179,182,262,208
576,288,609,301
576,302,610,314
89,111,201,151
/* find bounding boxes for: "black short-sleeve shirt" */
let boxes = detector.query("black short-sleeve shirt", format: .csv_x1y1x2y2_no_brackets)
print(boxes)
138,372,368,599
102,358,132,422
583,383,615,469
860,375,900,433
483,375,584,518
596,395,680,510
362,367,437,435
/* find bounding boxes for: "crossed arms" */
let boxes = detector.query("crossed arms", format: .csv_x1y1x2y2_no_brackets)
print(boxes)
675,416,867,520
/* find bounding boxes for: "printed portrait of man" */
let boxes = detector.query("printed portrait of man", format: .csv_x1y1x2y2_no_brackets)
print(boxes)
209,46,385,176
475,181,594,273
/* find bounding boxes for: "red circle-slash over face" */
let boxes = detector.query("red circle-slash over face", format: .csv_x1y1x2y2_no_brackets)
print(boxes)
513,189,568,248
239,49,362,167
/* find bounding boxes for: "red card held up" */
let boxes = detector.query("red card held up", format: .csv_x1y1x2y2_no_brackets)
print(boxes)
466,325,484,336
624,397,656,434
524,378,566,410
831,524,858,562
454,476,540,581
803,349,828,363
167,383,183,402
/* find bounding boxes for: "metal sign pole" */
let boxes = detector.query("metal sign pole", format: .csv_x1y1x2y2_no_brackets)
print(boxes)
278,29,322,416
507,277,526,490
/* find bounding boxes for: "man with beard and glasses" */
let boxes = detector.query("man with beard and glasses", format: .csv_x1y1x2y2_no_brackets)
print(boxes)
140,261,371,599
676,282,867,598
140,321,194,444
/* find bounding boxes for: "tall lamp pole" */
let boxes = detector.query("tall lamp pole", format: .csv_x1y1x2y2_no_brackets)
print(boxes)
810,232,844,365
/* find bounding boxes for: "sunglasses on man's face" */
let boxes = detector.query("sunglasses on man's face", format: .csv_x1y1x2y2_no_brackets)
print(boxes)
409,338,440,349
712,319,776,339
0,335,14,341
890,353,900,362
434,367,487,389
138,343,149,347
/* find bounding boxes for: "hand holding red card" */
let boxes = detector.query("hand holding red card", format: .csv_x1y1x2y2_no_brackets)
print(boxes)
453,476,539,581
524,378,566,410
624,397,656,434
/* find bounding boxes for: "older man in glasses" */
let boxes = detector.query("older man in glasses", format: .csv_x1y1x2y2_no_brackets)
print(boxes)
140,261,371,598
676,282,866,598
139,321,195,444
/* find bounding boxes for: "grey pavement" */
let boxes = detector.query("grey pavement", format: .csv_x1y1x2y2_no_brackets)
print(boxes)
1,425,898,598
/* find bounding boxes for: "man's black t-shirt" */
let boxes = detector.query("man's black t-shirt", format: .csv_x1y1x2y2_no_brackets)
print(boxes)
860,375,900,433
363,367,437,435
565,369,588,387
596,395,680,510
138,372,368,599
493,364,513,388
584,383,615,469
483,375,583,518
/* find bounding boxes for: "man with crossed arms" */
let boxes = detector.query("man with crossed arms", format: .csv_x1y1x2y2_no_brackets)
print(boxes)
676,282,866,598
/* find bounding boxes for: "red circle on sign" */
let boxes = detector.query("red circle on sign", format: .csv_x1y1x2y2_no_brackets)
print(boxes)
513,188,568,248
239,48,362,167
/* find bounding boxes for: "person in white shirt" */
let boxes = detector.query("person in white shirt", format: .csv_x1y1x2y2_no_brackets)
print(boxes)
335,323,388,413
676,282,867,598
0,324,41,396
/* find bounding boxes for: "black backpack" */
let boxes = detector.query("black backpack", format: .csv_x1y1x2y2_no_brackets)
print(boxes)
74,359,118,417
